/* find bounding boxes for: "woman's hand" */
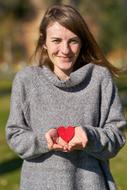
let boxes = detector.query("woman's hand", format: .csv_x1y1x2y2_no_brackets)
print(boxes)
45,128,68,151
45,126,88,152
68,126,88,151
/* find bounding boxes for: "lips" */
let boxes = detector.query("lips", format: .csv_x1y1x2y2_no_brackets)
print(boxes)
58,56,73,60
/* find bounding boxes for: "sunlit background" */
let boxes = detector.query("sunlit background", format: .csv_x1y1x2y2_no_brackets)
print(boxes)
0,0,127,190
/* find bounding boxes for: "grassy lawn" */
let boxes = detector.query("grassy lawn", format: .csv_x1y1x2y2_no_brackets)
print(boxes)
0,78,21,190
0,75,127,190
111,137,127,190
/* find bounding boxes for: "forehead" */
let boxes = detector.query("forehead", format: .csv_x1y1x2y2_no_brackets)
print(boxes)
46,21,77,38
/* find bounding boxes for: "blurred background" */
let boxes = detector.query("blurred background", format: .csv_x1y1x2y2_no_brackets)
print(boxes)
0,0,127,189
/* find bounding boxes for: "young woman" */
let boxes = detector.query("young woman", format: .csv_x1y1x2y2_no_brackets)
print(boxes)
6,4,126,190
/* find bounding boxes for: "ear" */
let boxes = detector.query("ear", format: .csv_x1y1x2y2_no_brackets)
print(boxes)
43,44,47,49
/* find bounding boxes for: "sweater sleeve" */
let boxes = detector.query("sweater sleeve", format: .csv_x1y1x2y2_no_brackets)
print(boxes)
6,72,49,160
84,69,126,160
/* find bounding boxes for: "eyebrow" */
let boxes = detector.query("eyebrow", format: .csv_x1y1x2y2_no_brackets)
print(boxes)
51,37,61,40
50,36,80,40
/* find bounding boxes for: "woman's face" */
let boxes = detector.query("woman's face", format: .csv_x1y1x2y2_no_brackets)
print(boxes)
44,22,81,75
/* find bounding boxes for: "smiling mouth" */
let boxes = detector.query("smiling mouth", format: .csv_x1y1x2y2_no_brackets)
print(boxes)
58,56,72,60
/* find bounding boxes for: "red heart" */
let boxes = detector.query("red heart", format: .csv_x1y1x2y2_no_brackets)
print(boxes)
57,126,75,143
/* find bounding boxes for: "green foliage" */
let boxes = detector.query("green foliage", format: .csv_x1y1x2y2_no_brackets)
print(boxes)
0,0,127,63
79,0,127,54
0,0,35,20
99,0,127,54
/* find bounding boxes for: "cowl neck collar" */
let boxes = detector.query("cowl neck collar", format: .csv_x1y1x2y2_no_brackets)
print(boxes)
39,63,94,89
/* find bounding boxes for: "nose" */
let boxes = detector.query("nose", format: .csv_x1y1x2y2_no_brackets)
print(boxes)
61,42,70,55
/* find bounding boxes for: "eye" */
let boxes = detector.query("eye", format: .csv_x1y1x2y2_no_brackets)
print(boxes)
51,39,61,44
70,39,80,44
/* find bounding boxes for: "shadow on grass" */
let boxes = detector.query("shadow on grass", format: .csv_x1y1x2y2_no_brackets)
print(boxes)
0,157,23,175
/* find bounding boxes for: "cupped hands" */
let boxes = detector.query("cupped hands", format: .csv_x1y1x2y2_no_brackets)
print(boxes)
45,126,88,152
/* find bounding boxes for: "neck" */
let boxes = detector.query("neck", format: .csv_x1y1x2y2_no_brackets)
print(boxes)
54,68,72,81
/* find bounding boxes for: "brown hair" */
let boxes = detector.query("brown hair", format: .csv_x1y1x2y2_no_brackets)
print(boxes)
34,4,119,77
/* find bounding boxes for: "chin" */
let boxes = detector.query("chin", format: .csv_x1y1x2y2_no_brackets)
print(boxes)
60,66,73,71
61,62,74,69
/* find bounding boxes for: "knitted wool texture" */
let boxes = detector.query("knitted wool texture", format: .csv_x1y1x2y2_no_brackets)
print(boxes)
6,63,126,190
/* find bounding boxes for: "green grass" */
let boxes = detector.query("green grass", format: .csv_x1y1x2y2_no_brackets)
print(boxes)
0,170,20,190
0,79,21,190
0,76,127,190
111,137,127,190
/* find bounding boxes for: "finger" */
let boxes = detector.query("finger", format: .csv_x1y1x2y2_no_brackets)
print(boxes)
82,140,88,148
45,133,53,147
52,143,64,151
53,143,63,148
58,137,68,146
63,145,69,152
68,143,76,151
68,141,83,151
81,134,88,148
68,138,77,147
75,128,88,148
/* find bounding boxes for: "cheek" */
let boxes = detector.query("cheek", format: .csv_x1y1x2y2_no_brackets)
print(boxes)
48,45,59,55
72,45,81,55
46,47,57,57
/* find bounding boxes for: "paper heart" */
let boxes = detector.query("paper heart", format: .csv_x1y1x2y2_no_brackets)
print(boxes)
57,126,75,143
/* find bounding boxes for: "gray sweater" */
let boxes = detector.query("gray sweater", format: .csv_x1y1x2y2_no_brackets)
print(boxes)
6,63,126,190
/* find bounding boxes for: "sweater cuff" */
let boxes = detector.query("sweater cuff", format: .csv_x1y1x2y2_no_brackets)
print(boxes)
37,133,49,153
83,125,100,151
